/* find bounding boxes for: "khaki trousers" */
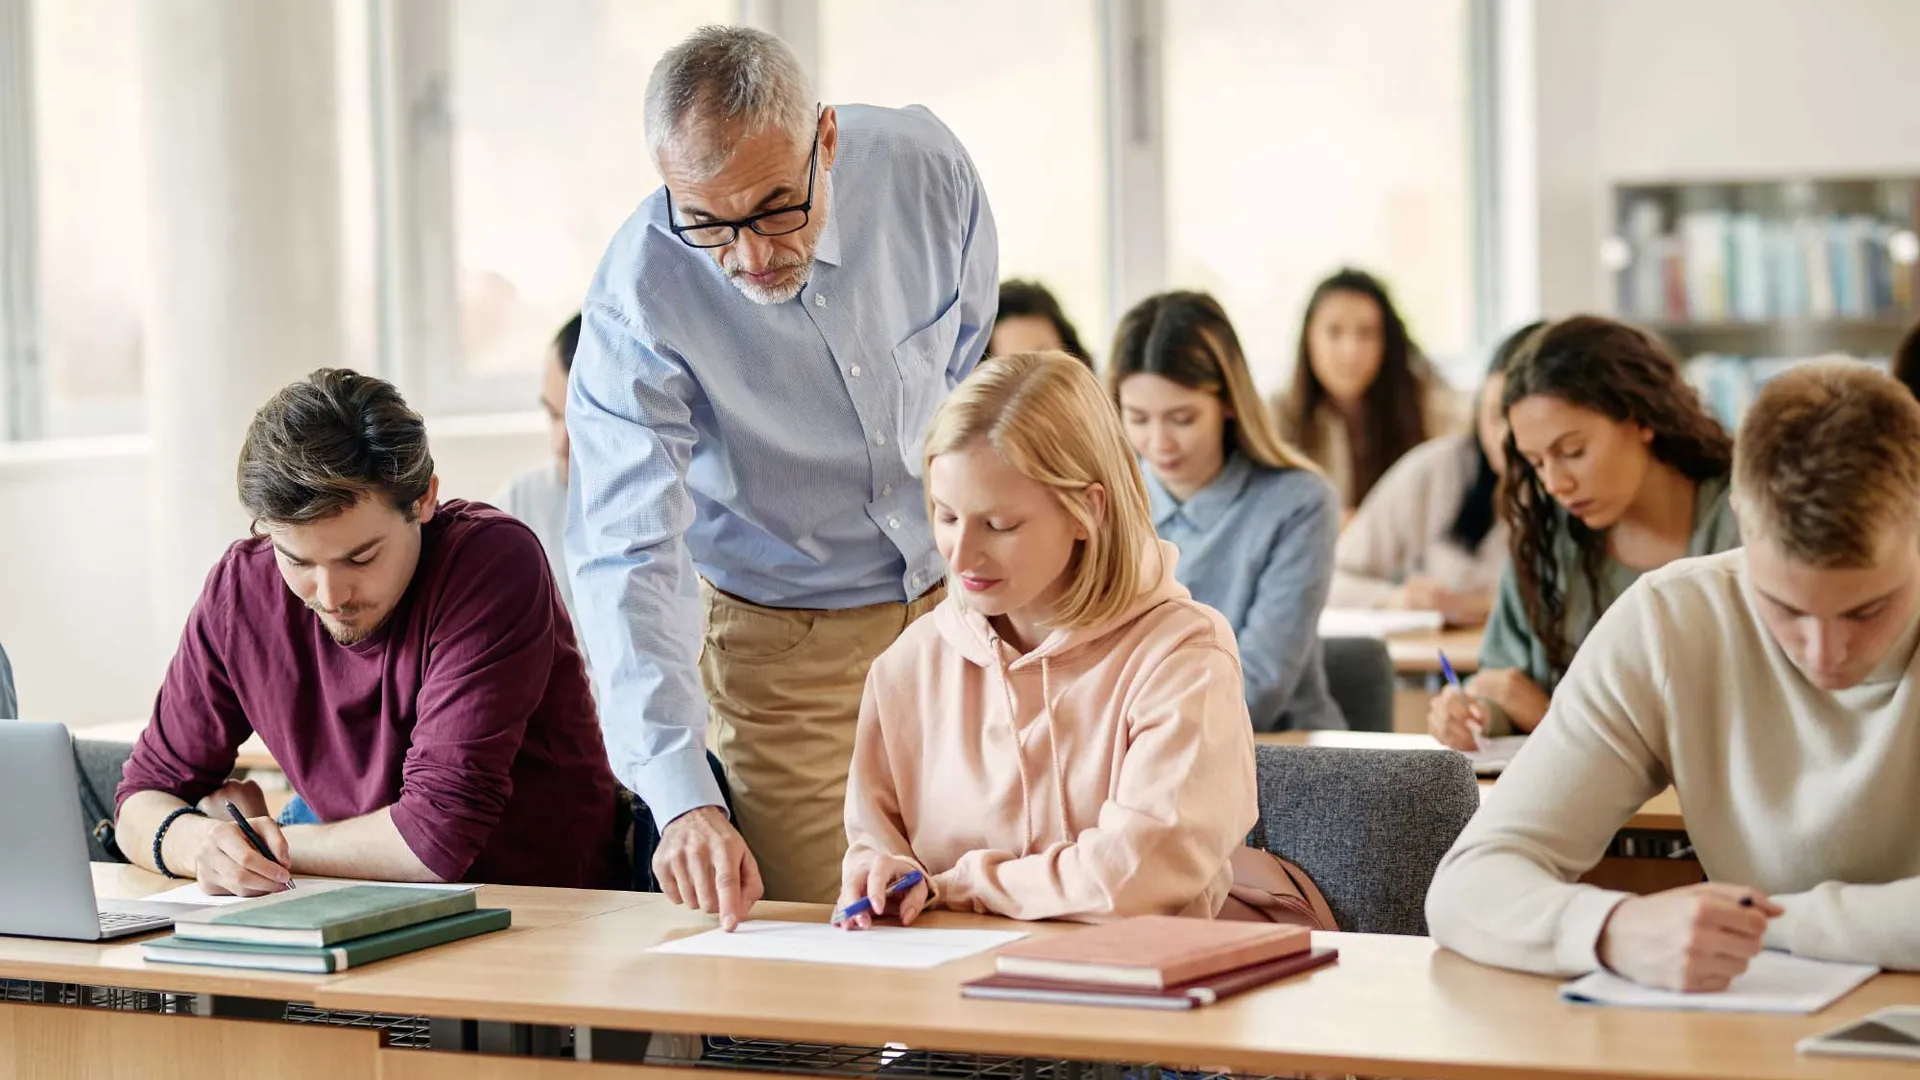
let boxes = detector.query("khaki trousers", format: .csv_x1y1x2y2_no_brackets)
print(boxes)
699,580,944,903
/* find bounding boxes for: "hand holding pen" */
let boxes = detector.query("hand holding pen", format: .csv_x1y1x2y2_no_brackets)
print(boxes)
1433,650,1492,753
223,800,296,891
833,859,929,930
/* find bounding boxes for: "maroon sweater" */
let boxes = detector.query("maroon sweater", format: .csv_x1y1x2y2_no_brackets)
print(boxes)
118,500,620,888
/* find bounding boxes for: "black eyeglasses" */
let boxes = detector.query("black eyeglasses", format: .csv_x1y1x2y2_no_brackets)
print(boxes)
667,114,821,250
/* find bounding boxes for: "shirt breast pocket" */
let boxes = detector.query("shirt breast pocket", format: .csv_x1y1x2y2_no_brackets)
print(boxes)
892,301,964,463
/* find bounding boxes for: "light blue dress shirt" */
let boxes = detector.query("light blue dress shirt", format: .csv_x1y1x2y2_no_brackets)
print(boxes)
1145,453,1347,731
566,104,998,827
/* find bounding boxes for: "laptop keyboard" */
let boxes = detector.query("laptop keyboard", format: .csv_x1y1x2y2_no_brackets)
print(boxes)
98,910,171,934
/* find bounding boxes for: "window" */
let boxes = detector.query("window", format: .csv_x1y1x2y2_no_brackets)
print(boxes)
28,0,145,437
444,0,731,391
1163,0,1474,390
817,0,1109,358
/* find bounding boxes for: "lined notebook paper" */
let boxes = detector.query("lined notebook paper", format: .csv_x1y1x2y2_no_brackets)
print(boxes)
1562,951,1878,1014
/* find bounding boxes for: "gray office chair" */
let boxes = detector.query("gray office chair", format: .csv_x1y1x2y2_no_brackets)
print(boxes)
1250,744,1479,935
1319,635,1395,733
71,738,134,863
0,640,15,719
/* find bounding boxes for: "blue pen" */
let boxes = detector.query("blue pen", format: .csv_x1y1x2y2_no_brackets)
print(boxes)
832,870,925,925
1437,650,1490,753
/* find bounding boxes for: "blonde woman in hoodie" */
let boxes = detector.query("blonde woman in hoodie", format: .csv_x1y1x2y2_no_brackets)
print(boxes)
838,351,1261,926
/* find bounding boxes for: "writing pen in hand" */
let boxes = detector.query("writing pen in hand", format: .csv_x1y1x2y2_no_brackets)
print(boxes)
831,869,924,926
1438,650,1491,753
224,800,295,890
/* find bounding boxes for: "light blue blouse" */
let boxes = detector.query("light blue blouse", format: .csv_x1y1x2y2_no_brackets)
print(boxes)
1145,453,1346,731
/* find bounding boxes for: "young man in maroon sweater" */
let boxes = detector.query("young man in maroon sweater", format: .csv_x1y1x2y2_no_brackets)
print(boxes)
115,369,621,894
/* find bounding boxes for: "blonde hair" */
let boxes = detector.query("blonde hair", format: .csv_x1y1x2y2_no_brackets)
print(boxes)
924,352,1160,629
1106,290,1316,472
1735,359,1920,568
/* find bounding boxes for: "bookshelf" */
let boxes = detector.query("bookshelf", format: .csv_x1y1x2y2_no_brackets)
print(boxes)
1610,176,1920,359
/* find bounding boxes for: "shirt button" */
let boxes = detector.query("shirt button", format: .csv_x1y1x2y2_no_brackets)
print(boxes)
874,433,886,446
881,484,893,497
849,365,862,377
814,294,828,308
889,517,902,530
912,572,924,587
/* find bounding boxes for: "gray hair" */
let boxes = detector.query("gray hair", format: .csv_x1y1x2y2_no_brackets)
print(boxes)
645,26,815,181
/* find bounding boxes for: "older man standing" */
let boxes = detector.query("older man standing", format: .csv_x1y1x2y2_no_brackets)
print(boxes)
568,27,996,916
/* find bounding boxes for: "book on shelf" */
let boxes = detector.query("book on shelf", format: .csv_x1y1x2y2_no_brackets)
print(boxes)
1625,200,1913,326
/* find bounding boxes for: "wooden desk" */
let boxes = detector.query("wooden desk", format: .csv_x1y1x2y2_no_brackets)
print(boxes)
314,898,1917,1080
1385,625,1485,676
1256,730,1688,833
77,718,280,773
1,866,1912,1079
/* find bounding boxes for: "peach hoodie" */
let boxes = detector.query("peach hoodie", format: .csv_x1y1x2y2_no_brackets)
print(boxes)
844,540,1258,922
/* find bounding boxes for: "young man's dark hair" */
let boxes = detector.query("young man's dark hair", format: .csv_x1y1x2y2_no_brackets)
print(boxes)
238,368,435,528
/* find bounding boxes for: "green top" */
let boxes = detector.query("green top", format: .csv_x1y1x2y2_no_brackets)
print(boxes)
1478,473,1741,733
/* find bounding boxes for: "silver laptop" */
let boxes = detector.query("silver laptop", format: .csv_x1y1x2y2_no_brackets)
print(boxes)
0,720,203,940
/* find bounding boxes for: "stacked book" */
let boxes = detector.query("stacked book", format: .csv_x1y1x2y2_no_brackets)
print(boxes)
141,883,509,973
963,916,1336,1011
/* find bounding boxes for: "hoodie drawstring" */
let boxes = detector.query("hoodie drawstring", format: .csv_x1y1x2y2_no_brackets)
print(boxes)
990,645,1037,855
990,634,1075,856
1038,657,1072,843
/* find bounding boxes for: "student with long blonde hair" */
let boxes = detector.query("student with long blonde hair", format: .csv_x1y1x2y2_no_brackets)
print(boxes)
1111,291,1344,731
837,352,1264,925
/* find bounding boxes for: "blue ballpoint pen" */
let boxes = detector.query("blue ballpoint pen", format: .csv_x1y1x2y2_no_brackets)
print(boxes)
1437,650,1491,753
832,870,925,925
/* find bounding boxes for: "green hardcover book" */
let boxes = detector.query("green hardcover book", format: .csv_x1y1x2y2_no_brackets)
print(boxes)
143,908,510,973
170,884,478,947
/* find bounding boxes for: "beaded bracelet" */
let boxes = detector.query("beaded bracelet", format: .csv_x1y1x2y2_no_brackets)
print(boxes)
152,805,207,880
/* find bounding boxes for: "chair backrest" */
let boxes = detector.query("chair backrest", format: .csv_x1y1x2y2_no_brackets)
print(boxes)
1250,744,1479,935
1319,636,1395,733
72,738,134,862
0,641,16,719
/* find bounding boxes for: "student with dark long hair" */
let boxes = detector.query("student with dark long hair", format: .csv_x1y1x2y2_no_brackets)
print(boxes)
1110,291,1344,731
990,280,1091,367
1332,321,1544,625
1272,268,1462,511
1429,317,1741,749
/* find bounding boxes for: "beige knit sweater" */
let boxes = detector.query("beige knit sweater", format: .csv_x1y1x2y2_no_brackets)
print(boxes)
1427,549,1920,975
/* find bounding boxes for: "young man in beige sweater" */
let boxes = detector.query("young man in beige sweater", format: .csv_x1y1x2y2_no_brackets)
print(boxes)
1427,360,1920,991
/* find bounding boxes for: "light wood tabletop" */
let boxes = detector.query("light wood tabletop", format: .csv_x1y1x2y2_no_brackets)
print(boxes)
75,718,281,774
1254,730,1687,832
0,865,656,1001
2,866,1910,1079
1383,625,1486,675
309,897,1918,1080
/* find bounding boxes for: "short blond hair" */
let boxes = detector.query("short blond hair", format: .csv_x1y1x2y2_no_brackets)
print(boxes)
924,351,1161,629
1735,360,1920,567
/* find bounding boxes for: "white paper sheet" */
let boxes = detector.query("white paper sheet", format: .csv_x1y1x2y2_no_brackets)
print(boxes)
1561,951,1878,1014
1317,608,1445,640
1459,734,1530,776
648,920,1027,969
143,878,474,906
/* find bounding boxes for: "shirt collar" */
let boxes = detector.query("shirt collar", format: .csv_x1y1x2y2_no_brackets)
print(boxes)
809,174,842,268
1146,452,1253,533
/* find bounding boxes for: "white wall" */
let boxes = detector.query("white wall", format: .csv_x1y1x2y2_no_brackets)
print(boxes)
0,421,547,727
1523,0,1920,314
